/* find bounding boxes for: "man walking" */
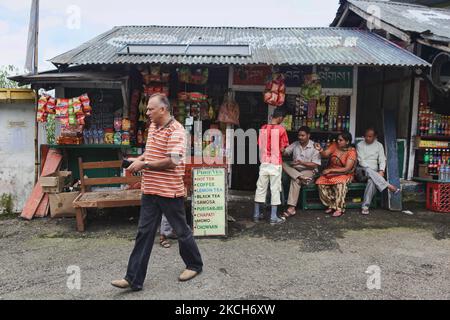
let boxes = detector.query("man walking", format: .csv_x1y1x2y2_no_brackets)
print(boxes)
282,126,321,218
254,108,290,225
112,94,203,291
356,128,400,215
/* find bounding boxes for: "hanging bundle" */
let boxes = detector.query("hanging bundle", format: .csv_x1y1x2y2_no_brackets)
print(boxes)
218,90,240,126
264,73,286,107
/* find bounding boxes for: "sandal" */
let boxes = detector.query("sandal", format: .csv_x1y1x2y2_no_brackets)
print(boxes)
282,209,297,218
332,210,345,218
325,208,334,215
361,207,370,215
160,237,171,249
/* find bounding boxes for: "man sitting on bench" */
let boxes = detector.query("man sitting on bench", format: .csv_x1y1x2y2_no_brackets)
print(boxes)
356,128,400,215
282,126,321,218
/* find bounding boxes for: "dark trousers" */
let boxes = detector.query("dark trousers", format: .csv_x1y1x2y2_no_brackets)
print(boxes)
125,194,203,290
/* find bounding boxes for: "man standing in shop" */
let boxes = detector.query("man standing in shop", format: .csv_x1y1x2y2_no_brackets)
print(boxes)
356,127,400,215
111,94,203,291
254,108,290,225
282,126,321,218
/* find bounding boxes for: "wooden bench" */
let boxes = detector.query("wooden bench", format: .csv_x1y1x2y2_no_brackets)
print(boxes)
300,182,381,210
72,158,142,232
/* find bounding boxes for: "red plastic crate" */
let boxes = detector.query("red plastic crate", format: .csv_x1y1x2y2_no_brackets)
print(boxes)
426,182,450,213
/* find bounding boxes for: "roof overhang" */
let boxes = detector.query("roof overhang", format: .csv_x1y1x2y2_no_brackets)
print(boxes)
9,71,129,88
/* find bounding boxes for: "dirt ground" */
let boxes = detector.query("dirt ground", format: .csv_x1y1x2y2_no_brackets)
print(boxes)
0,203,449,300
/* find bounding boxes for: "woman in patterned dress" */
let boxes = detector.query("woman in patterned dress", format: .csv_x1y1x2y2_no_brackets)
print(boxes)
314,132,357,218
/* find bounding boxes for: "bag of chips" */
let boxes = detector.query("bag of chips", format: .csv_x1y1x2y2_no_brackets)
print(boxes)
38,95,48,112
69,114,77,126
36,110,47,123
47,97,56,114
72,98,83,115
76,114,86,126
56,99,69,118
80,94,92,115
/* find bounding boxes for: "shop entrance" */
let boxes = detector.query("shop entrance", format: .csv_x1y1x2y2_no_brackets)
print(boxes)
231,91,268,191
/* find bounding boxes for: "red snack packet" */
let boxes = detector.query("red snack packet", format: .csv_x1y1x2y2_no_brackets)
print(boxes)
73,98,83,115
47,97,56,114
56,98,69,118
36,110,47,123
80,94,92,116
38,95,48,112
76,114,86,126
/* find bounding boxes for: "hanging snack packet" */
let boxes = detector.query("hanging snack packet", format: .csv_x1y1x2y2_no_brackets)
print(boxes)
69,113,77,126
73,98,83,115
76,114,86,126
47,97,56,114
80,94,92,115
60,116,69,128
36,110,47,123
68,99,75,116
38,95,48,112
56,98,69,118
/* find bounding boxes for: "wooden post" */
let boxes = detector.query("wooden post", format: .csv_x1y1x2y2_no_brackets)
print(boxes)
34,88,39,184
227,66,234,188
407,77,421,180
350,66,358,139
75,208,85,232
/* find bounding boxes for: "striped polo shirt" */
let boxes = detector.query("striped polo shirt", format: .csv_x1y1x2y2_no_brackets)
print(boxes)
142,118,187,198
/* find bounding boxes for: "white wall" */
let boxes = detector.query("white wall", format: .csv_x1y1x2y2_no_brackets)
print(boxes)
0,102,42,212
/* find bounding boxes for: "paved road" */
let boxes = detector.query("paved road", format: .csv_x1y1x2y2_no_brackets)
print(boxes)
0,205,449,300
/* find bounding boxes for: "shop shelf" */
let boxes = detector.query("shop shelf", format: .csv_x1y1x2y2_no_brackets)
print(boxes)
47,144,135,149
288,130,342,134
417,135,450,141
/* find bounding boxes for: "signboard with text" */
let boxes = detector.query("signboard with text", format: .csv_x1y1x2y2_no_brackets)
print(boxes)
317,66,353,89
233,66,271,86
192,167,227,237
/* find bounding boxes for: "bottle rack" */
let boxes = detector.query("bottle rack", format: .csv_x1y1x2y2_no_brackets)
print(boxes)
415,103,450,180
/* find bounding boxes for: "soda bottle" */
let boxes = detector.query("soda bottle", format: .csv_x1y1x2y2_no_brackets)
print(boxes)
424,149,430,165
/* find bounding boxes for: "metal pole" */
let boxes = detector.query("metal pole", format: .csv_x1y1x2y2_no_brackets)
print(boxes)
34,0,39,75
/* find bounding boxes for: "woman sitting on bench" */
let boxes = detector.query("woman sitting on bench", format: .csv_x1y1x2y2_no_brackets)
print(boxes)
314,132,357,218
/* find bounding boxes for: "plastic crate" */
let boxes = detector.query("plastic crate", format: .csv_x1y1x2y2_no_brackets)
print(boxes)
426,182,450,213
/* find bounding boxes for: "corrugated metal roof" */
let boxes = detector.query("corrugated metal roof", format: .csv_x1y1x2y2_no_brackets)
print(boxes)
347,0,450,42
49,26,430,67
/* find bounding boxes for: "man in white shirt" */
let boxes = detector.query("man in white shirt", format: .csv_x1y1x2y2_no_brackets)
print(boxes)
282,126,321,218
356,128,400,215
